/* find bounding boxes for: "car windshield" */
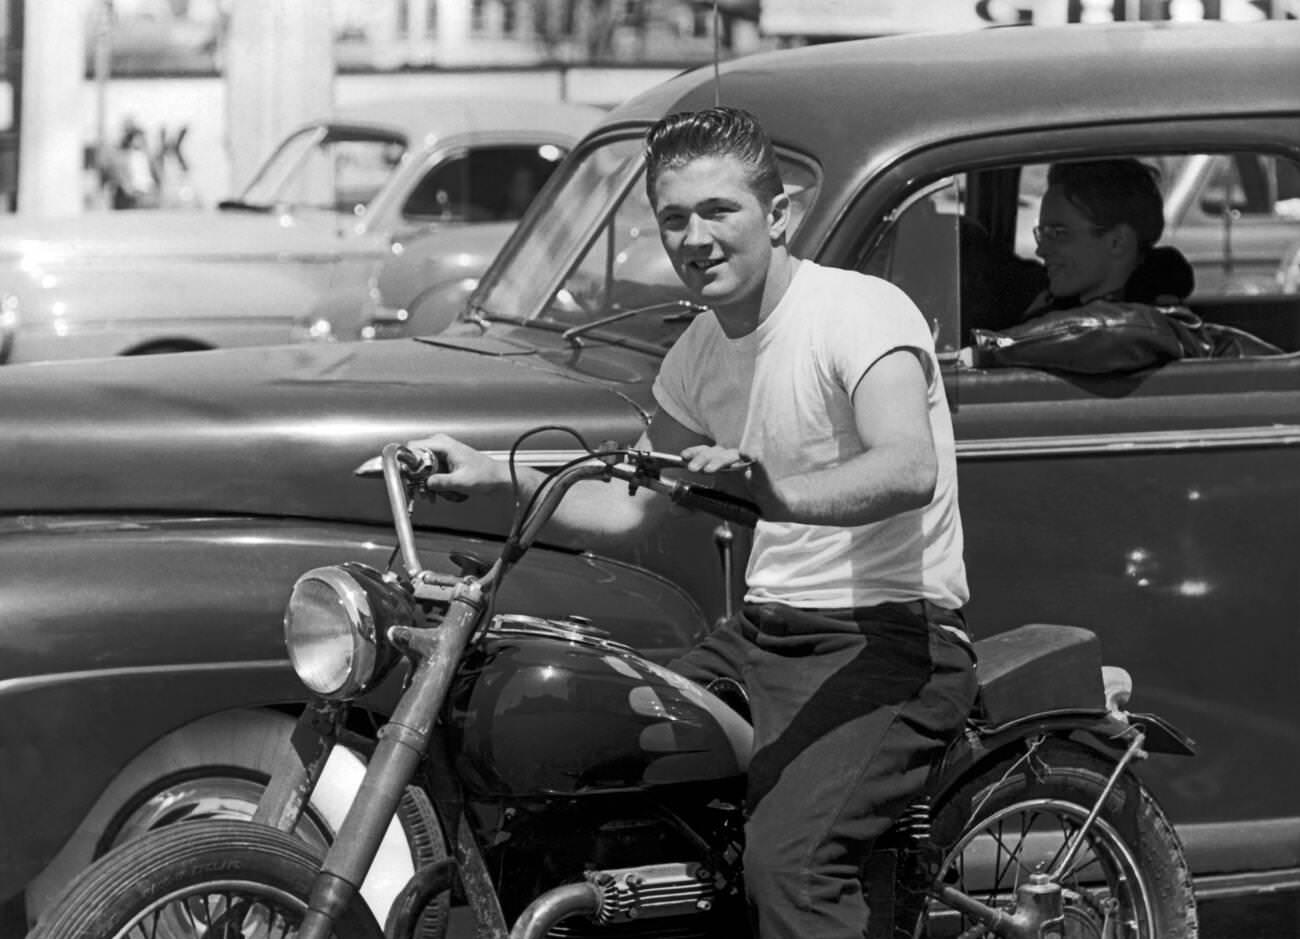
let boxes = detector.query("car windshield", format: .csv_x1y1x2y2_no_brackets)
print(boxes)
236,125,407,215
471,133,820,351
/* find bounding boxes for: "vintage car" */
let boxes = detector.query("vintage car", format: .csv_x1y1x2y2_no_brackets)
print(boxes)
2,19,1298,931
0,96,602,365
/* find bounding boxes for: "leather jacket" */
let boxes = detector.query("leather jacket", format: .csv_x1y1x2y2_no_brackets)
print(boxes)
969,247,1281,374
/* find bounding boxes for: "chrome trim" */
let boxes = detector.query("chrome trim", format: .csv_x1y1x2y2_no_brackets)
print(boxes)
481,449,593,467
354,449,589,477
958,425,1300,459
489,612,636,655
357,426,1300,480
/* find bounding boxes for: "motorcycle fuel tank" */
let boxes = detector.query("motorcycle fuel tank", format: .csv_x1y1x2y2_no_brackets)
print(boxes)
448,614,752,797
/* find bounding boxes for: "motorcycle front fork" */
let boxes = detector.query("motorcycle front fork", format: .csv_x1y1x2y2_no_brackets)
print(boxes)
254,697,513,939
252,697,343,832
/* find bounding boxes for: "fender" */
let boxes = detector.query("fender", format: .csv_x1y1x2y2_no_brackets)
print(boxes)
2,257,335,364
0,513,707,900
930,709,1197,807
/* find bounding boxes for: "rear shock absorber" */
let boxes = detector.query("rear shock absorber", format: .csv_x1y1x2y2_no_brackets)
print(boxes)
895,796,932,849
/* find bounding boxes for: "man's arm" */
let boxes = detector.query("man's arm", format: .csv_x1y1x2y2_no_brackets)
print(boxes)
748,349,938,526
409,408,716,548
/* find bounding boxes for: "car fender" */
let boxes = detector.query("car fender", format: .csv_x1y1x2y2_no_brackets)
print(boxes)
1,259,337,363
0,514,707,901
363,222,512,337
22,708,421,924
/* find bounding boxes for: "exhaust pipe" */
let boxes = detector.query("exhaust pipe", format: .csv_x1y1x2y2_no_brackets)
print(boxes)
509,882,603,939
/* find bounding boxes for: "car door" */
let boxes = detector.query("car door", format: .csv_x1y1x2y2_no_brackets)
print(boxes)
833,116,1300,890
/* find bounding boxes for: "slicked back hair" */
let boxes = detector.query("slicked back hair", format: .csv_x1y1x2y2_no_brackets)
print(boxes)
644,106,784,207
1048,159,1165,251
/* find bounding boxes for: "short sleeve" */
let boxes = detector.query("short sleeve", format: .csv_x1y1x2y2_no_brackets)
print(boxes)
824,276,937,394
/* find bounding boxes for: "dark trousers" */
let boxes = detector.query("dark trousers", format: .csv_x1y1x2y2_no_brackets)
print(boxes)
670,600,978,939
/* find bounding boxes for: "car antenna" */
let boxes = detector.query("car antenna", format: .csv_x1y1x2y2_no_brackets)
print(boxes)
712,0,722,106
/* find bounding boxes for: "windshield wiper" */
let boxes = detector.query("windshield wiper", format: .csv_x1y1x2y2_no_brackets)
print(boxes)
561,299,708,350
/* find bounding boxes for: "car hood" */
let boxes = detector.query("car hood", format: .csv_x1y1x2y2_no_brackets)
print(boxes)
0,334,656,526
0,207,348,263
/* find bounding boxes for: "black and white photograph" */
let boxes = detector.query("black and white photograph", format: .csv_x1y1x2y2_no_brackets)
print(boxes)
0,1,1296,937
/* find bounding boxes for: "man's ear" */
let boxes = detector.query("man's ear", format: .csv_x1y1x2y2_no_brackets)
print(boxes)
768,191,792,242
1108,223,1138,257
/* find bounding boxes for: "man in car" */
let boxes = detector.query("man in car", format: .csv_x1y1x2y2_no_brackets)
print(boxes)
967,158,1278,371
410,106,977,937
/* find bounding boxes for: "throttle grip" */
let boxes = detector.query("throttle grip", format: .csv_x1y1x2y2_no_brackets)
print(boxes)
405,448,468,502
668,480,759,528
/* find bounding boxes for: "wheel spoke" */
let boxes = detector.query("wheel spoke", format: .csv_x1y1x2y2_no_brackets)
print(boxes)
113,883,318,939
927,795,1155,939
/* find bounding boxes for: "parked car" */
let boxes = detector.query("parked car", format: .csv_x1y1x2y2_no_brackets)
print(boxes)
0,96,602,365
4,19,1299,930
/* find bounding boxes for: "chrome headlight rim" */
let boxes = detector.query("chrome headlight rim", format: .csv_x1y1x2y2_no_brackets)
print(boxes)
284,565,384,700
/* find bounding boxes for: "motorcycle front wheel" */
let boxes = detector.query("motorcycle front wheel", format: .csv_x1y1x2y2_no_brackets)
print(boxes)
924,740,1198,939
28,820,383,939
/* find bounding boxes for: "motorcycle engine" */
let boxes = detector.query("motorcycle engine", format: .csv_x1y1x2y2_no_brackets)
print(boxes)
497,810,741,939
549,862,717,938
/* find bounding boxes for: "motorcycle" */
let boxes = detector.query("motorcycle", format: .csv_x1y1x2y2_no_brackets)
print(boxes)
31,430,1199,939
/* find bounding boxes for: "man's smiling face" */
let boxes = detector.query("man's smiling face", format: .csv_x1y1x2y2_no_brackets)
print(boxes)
651,154,781,313
1035,185,1122,302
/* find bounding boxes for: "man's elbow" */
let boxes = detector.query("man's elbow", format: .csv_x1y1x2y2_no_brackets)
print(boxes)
902,455,938,512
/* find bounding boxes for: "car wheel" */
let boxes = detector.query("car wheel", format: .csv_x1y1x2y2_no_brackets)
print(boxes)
25,709,427,928
126,341,210,355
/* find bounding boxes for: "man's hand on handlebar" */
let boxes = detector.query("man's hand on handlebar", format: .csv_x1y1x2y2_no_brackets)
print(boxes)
404,433,511,498
680,444,753,475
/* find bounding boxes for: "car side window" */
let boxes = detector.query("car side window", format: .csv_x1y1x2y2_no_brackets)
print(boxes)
331,139,404,214
1198,153,1300,219
239,130,404,213
860,179,966,357
402,144,567,223
865,150,1300,369
1008,151,1300,355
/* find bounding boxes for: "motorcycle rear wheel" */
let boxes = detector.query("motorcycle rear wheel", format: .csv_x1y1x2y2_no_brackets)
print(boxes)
28,820,384,939
923,740,1197,939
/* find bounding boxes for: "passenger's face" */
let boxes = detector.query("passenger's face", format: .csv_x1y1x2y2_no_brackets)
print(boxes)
651,155,784,311
1035,185,1117,301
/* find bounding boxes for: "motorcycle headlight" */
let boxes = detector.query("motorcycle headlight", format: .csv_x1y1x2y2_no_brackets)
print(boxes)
284,564,409,699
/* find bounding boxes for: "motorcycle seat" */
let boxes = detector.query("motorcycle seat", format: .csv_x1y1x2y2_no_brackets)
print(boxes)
972,623,1104,727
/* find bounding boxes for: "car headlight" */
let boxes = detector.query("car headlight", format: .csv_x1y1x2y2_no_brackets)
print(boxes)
283,563,410,699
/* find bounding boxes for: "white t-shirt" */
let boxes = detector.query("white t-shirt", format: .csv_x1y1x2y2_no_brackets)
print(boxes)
652,259,968,609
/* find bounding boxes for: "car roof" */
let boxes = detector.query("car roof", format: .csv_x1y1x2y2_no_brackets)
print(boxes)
599,21,1300,176
322,96,607,147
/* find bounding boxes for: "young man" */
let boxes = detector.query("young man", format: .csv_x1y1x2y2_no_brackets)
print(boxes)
412,107,976,937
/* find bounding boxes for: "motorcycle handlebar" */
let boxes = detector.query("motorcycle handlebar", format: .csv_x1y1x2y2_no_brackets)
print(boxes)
603,450,760,529
372,442,759,583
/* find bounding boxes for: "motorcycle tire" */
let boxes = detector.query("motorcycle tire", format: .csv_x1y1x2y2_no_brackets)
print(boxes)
26,708,437,931
923,739,1198,939
28,819,384,939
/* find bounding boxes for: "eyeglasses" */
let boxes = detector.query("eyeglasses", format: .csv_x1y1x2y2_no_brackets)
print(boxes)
1032,223,1108,245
